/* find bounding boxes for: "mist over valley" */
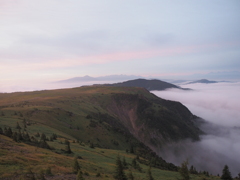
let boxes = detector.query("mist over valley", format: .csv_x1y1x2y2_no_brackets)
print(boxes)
152,82,240,176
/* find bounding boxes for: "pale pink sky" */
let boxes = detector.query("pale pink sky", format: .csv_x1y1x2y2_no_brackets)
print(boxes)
1,0,240,92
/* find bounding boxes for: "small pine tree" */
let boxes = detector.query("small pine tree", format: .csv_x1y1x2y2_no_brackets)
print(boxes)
132,158,137,169
130,144,134,154
23,119,27,128
65,140,72,153
179,160,190,180
0,127,3,134
52,133,57,140
73,157,80,174
89,142,94,148
6,127,13,137
128,170,134,180
114,155,127,180
122,157,128,169
23,132,30,142
146,167,154,180
221,165,233,180
39,140,50,149
12,132,18,142
17,130,23,142
16,122,21,130
76,170,84,180
40,133,47,141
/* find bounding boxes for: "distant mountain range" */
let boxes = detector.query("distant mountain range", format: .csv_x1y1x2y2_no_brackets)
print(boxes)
185,79,229,85
57,75,143,83
186,79,218,84
57,76,191,91
57,75,235,91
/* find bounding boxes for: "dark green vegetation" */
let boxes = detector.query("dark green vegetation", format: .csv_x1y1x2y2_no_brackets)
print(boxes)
101,79,188,91
221,165,233,180
0,86,220,179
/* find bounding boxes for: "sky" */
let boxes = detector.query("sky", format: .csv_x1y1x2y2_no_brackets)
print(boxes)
152,82,240,176
1,0,240,92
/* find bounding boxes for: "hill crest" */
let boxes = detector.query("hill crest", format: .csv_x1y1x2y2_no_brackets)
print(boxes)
98,79,189,91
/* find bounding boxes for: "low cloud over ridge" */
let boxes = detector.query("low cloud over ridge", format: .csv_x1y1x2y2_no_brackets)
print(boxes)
152,82,240,176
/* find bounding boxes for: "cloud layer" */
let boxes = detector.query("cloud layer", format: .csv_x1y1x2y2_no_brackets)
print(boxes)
152,82,240,176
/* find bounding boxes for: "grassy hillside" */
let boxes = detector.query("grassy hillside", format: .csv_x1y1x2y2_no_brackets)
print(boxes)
0,86,213,179
0,134,220,180
0,86,202,150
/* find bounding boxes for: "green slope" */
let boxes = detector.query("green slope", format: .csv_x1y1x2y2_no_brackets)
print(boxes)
0,135,220,180
0,86,212,179
0,86,202,151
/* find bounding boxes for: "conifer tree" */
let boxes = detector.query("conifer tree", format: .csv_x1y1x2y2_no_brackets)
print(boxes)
89,142,94,148
17,130,23,142
76,170,84,180
0,127,3,134
221,165,233,180
189,165,198,174
23,119,27,128
4,127,8,135
6,127,13,137
16,122,21,130
179,160,190,180
24,132,30,142
35,132,40,137
132,158,137,169
12,132,18,142
114,155,127,180
146,167,154,180
39,140,50,149
65,140,72,153
73,157,80,174
130,144,134,154
122,157,128,169
40,133,47,141
128,170,134,180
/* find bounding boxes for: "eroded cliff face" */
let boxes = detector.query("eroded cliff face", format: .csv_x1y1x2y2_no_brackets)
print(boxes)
106,93,202,153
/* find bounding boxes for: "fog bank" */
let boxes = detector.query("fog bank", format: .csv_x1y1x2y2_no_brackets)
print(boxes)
152,82,240,176
0,81,111,93
152,82,240,127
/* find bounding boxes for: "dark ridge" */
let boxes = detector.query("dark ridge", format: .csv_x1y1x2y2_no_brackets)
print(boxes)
101,78,189,91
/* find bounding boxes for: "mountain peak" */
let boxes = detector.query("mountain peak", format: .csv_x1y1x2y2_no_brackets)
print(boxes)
102,78,188,91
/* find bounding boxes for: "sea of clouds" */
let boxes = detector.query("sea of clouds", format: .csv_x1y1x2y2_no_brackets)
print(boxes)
152,82,240,177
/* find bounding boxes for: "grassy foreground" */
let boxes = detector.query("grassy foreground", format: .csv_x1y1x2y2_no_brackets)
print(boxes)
0,86,221,180
0,134,220,180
